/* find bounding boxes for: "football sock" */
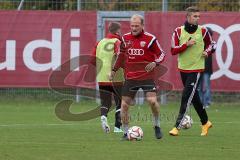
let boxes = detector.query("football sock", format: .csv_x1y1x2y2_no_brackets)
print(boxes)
153,115,160,127
123,124,129,134
115,109,122,128
101,115,107,122
100,106,109,117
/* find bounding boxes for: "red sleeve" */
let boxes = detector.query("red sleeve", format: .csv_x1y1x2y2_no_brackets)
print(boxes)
113,41,125,71
114,39,121,55
89,42,99,66
113,52,124,71
202,27,214,55
149,39,166,64
171,28,188,55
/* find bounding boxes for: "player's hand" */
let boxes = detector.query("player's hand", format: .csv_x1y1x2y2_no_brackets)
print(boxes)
202,51,208,57
145,62,156,72
186,39,196,47
108,71,116,81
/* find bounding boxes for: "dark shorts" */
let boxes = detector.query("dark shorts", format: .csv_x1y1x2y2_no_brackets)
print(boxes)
122,79,156,98
99,85,122,108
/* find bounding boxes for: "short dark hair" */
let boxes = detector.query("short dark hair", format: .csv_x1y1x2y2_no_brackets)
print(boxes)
108,22,121,34
186,6,200,16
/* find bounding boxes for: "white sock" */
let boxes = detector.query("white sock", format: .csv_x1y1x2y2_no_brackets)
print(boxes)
122,124,129,134
153,115,160,127
101,115,107,122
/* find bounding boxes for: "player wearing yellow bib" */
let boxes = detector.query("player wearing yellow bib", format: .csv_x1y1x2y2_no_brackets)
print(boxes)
91,22,124,133
169,7,214,136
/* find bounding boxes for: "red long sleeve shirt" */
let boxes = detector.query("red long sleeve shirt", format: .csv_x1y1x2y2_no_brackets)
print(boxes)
113,31,165,80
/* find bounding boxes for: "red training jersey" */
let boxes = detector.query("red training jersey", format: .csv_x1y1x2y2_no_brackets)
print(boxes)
114,31,165,80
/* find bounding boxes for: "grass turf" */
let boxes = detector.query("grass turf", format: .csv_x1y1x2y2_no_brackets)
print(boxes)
0,98,240,160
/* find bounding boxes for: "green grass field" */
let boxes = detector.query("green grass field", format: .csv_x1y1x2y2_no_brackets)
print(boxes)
0,97,240,160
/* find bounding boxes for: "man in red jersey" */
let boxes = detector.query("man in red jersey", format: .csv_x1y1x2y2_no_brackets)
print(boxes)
110,14,165,140
169,7,213,136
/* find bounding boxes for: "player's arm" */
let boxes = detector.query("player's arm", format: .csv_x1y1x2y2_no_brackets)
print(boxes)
171,28,195,55
202,27,216,57
145,39,165,72
109,53,124,80
109,41,125,80
109,39,122,80
153,39,166,65
113,40,125,71
111,39,121,67
210,41,217,53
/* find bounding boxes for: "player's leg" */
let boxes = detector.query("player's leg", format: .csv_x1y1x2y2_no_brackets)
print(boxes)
192,93,212,136
175,72,198,128
121,96,133,139
113,85,123,132
146,92,159,121
198,73,204,103
145,91,163,139
192,90,208,125
99,85,112,133
191,74,212,136
121,80,138,140
169,72,199,136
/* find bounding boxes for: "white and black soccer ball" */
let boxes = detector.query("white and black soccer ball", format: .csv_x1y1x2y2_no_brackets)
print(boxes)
181,115,193,129
127,126,143,141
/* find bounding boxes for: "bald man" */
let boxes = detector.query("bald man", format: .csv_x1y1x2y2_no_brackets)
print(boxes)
110,14,166,140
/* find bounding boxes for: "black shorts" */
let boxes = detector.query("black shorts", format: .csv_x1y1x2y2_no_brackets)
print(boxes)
99,85,122,108
122,79,156,98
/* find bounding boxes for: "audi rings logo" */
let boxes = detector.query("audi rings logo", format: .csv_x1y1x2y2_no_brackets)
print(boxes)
204,24,240,81
128,48,144,56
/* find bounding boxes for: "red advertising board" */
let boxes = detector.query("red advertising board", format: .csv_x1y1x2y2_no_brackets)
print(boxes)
0,11,96,88
0,11,239,91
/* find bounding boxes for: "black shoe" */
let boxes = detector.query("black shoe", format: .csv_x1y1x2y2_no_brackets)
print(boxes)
154,126,163,139
121,133,129,141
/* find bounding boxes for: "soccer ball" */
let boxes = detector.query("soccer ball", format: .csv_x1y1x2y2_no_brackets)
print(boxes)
127,126,143,141
180,115,193,129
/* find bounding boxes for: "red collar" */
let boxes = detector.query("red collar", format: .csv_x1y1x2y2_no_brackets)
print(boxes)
106,33,120,40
